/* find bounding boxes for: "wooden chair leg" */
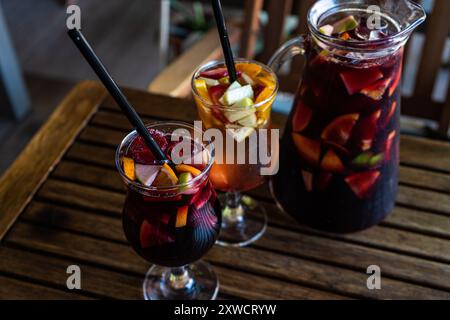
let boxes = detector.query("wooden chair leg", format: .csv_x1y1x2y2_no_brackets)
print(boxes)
0,4,30,120
239,0,263,59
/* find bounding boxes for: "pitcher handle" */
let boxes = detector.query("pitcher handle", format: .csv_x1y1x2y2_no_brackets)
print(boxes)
268,36,307,73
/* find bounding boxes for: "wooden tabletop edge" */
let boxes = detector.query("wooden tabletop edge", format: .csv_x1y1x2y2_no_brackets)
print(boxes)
0,81,107,242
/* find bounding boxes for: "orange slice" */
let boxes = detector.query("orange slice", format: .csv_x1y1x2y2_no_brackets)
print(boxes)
176,164,202,177
176,206,189,228
255,86,274,104
236,63,262,77
194,79,211,103
123,157,136,180
153,163,178,187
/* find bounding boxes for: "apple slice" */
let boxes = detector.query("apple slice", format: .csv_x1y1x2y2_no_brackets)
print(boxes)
382,101,397,128
241,73,255,85
301,171,314,192
321,114,359,146
208,84,227,105
319,24,333,36
135,164,161,186
321,149,345,173
360,77,392,100
292,133,321,167
221,85,254,106
355,110,382,151
333,15,358,34
292,100,312,133
340,69,383,95
384,130,397,161
198,77,220,87
345,171,381,199
238,113,257,127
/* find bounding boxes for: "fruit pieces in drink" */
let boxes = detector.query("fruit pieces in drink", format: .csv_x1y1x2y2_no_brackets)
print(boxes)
193,61,277,142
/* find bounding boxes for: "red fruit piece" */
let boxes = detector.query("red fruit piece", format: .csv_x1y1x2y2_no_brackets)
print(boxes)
382,101,397,128
292,133,321,167
389,66,402,97
292,100,313,133
315,172,333,192
140,221,174,248
208,84,228,105
200,68,229,80
190,182,212,210
340,69,383,95
321,149,345,173
301,171,314,192
384,130,397,161
355,110,382,151
345,171,381,199
321,114,360,147
128,129,168,164
360,77,392,100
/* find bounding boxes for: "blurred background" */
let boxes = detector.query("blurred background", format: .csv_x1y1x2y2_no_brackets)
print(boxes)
0,0,448,175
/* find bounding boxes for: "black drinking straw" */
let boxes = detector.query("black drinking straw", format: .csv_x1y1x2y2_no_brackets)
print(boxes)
211,0,238,83
67,28,169,164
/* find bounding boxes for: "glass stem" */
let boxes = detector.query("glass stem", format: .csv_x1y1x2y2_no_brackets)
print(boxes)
222,191,244,225
164,266,194,292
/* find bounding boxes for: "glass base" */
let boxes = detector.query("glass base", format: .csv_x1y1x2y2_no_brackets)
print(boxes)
216,194,268,247
143,261,219,300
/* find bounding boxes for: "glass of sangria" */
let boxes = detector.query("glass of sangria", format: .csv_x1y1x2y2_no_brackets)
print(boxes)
191,59,279,246
116,122,221,300
269,0,425,233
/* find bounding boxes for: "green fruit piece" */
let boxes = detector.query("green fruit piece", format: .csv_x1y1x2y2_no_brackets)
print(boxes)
238,113,257,127
224,108,255,123
333,15,358,34
178,172,193,192
319,24,334,36
219,77,230,85
352,152,373,167
198,77,220,87
369,153,384,167
221,84,254,105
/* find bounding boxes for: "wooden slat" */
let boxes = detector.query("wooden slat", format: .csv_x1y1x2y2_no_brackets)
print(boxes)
33,178,450,291
5,223,343,300
52,158,450,239
261,0,293,63
399,166,450,194
147,25,241,98
414,1,450,99
0,246,142,299
0,274,90,300
401,135,450,173
0,81,106,241
21,201,449,299
239,0,263,59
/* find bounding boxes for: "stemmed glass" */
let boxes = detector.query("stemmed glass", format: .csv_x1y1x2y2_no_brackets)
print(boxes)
116,122,220,300
192,59,279,246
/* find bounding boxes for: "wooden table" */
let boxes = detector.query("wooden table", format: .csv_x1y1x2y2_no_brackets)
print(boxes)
0,81,449,300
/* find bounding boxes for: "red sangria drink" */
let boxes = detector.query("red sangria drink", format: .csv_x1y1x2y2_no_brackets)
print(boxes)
116,122,220,300
269,0,425,233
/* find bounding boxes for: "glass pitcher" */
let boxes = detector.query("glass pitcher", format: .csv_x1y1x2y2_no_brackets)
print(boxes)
269,0,426,233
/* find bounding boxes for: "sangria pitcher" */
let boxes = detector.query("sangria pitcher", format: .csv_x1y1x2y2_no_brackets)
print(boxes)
270,0,426,233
